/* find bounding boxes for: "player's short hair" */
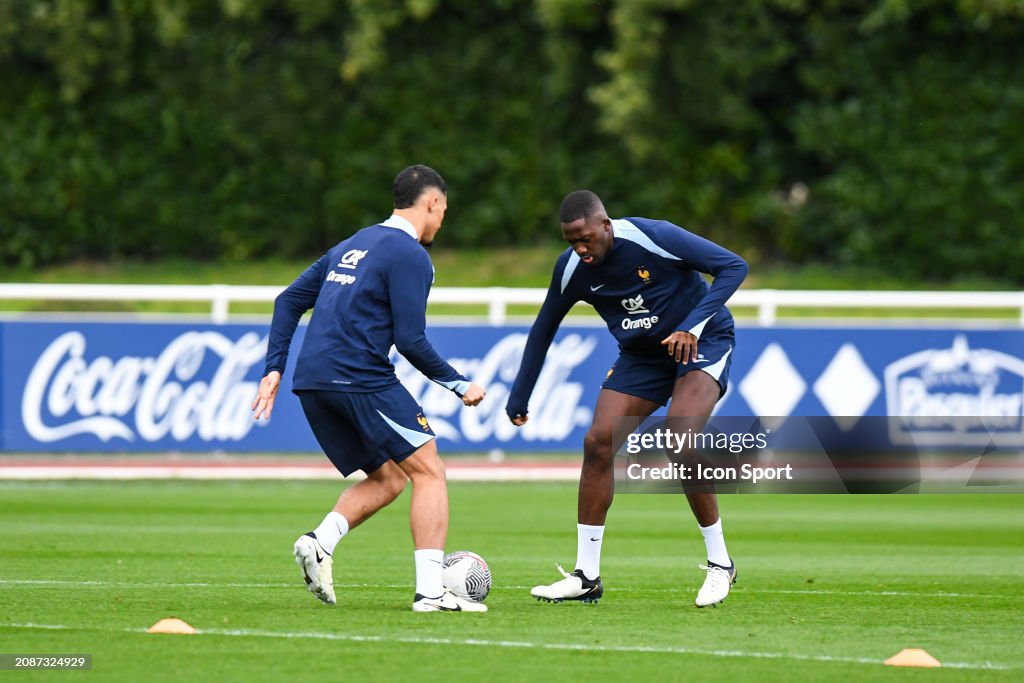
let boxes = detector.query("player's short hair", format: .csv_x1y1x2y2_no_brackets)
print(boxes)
393,165,447,209
559,190,605,224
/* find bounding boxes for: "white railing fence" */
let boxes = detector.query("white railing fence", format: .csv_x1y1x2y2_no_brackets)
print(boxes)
1,283,1023,326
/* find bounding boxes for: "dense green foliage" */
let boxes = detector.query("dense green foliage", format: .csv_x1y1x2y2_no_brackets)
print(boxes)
2,0,1023,281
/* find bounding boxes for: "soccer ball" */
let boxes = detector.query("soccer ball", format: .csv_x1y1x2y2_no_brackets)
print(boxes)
441,550,491,602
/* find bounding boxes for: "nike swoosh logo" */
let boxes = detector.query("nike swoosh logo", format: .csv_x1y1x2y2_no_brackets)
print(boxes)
315,549,324,563
692,359,710,364
424,597,461,611
590,284,605,291
428,559,441,564
589,537,602,542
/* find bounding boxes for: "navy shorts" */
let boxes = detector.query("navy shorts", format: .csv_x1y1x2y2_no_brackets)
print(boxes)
295,384,435,477
602,329,735,406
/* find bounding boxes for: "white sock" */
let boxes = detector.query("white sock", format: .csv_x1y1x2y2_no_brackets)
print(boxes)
700,518,731,567
414,549,445,598
575,523,604,580
312,511,349,555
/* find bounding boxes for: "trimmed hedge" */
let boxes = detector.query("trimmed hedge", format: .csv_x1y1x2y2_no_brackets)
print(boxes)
1,0,1022,282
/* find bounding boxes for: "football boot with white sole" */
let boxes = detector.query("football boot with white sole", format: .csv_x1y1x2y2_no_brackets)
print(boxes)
293,533,336,605
531,564,603,604
412,590,488,612
694,561,737,607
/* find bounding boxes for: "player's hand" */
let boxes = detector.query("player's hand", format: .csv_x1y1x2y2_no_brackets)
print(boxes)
510,414,528,427
661,330,699,364
251,370,282,420
461,382,486,407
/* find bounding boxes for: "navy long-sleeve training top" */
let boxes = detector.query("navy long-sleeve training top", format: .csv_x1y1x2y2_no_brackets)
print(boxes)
263,215,469,394
506,217,748,418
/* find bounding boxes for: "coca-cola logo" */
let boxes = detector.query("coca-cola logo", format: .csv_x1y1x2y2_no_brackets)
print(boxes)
394,333,598,443
21,330,267,443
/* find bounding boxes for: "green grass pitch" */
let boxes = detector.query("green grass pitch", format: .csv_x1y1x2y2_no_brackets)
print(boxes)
1,480,1022,681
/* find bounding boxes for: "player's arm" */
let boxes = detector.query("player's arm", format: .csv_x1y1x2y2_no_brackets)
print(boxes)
505,256,577,424
253,256,327,419
649,222,748,362
389,254,484,407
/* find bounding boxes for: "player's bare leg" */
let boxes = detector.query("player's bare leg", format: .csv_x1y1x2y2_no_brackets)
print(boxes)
334,461,408,529
398,441,486,612
667,370,737,607
294,461,409,606
667,372,722,526
396,440,448,550
532,389,659,603
578,389,662,525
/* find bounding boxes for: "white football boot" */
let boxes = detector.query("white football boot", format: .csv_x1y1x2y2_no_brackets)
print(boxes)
694,561,737,607
412,590,488,612
530,564,603,604
293,533,336,605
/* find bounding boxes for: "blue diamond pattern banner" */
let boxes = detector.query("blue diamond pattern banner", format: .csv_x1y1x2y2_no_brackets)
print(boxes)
1,321,1021,452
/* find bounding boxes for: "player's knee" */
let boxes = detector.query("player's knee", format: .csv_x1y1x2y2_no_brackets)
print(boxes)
370,462,408,498
421,455,446,482
399,443,446,483
671,446,708,470
583,430,613,463
407,464,445,488
384,473,408,499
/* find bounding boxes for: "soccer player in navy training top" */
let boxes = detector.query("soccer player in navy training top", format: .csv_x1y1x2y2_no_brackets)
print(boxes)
252,165,488,613
506,190,748,608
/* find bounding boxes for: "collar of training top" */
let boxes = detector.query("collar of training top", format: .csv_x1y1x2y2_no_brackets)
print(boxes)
380,214,417,240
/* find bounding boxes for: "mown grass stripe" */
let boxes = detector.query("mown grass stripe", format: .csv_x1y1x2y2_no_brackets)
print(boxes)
0,621,1013,671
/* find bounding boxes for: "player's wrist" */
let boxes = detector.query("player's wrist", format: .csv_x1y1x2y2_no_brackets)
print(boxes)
451,378,472,396
505,405,527,419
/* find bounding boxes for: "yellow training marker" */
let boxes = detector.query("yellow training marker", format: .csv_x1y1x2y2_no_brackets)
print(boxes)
147,618,197,635
884,648,941,668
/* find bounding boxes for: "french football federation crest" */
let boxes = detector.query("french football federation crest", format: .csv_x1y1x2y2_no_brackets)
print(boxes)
417,414,431,431
637,266,652,285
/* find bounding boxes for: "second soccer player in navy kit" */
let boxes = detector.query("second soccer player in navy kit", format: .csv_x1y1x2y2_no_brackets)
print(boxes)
507,190,748,607
253,165,488,613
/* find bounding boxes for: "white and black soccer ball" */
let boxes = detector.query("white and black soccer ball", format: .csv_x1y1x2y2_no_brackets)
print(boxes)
441,550,492,602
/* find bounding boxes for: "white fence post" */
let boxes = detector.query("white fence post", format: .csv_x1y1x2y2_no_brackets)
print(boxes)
487,291,507,325
757,290,777,326
210,285,230,324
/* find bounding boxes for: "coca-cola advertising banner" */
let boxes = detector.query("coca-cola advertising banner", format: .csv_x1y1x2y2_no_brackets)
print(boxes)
2,321,1022,452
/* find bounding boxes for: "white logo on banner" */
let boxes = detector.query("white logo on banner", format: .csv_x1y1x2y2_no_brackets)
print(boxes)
22,331,267,443
884,335,1024,445
394,333,597,443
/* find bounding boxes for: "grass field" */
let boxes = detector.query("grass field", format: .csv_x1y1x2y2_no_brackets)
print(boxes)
1,481,1022,681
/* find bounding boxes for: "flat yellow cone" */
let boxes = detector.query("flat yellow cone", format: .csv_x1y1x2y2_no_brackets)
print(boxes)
147,617,196,635
884,648,941,668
